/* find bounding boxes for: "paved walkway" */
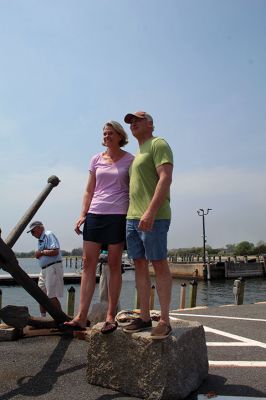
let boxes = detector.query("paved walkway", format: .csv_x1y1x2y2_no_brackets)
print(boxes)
171,302,266,398
0,303,265,399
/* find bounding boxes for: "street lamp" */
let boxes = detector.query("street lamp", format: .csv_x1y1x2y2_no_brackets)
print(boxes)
197,208,212,264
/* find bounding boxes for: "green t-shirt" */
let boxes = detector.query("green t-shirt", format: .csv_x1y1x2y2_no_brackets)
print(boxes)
127,136,173,220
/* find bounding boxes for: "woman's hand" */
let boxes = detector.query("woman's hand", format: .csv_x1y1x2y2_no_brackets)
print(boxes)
74,216,86,235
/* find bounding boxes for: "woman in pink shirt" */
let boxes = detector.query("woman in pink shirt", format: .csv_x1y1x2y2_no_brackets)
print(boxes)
64,121,134,333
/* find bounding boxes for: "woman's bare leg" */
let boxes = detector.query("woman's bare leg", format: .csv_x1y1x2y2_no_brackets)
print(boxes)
65,241,101,327
105,242,124,322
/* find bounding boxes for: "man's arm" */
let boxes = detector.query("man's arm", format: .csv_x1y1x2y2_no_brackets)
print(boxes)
36,248,59,258
138,163,173,232
36,232,60,259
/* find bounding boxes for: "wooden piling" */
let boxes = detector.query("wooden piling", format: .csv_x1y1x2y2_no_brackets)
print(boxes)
134,288,140,309
67,286,75,317
189,280,198,308
207,263,211,280
149,285,155,310
233,277,245,305
0,288,2,323
179,283,186,309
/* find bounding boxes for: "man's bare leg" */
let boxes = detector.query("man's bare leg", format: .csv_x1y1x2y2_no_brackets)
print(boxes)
152,259,172,325
134,258,151,322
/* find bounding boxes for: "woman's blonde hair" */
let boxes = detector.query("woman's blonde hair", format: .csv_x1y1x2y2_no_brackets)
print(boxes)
102,121,128,147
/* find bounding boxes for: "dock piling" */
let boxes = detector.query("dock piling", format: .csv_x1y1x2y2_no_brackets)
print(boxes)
0,288,2,322
149,285,155,310
67,286,75,317
189,279,198,308
207,263,211,280
134,288,140,309
179,283,186,309
233,277,245,305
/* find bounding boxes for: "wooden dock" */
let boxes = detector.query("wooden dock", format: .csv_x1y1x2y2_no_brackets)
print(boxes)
0,272,100,285
149,261,266,280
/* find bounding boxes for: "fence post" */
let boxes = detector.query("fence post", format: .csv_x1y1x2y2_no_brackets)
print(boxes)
179,283,186,309
67,286,75,317
189,280,198,308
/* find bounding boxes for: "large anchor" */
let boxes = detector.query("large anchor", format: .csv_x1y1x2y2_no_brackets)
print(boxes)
0,176,70,330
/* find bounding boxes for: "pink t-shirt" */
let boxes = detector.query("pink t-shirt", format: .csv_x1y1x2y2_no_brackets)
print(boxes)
88,152,134,214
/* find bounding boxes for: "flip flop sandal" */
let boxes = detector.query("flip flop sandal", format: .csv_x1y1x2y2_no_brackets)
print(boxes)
101,321,118,334
58,321,88,332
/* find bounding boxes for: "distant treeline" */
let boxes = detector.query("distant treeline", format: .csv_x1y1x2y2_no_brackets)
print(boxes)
15,241,266,258
16,248,83,258
169,240,266,257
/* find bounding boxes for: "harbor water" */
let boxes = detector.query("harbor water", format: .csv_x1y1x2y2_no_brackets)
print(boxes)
0,258,266,317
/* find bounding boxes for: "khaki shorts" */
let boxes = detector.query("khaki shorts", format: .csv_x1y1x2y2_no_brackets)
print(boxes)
38,262,64,298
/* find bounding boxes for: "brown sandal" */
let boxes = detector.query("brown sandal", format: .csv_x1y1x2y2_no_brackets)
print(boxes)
101,321,118,334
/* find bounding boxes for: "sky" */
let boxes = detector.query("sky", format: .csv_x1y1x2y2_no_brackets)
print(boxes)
1,0,266,252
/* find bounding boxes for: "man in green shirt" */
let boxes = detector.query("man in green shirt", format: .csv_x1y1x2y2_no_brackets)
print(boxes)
123,111,173,339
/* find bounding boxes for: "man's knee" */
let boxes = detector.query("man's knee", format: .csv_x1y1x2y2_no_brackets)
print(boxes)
134,258,149,269
152,259,170,275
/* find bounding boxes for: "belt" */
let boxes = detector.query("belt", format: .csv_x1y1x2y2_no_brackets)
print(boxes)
41,261,62,270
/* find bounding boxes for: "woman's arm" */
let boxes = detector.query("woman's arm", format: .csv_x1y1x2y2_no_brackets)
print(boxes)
75,172,96,234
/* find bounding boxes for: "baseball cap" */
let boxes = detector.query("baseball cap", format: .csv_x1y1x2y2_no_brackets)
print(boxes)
124,111,153,124
27,221,43,233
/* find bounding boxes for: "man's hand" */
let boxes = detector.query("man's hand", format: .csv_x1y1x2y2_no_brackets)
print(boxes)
138,211,155,232
35,250,43,259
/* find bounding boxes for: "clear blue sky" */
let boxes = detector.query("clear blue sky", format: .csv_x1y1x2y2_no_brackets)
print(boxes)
1,0,266,252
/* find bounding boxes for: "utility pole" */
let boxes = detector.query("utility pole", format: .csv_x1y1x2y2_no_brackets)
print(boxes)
197,208,212,264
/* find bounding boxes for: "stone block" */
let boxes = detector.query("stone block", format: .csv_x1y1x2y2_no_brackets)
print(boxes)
86,319,208,400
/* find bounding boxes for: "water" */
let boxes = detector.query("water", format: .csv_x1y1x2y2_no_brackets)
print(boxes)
1,258,266,316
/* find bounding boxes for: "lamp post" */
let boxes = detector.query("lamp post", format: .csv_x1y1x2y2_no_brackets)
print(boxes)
197,208,212,264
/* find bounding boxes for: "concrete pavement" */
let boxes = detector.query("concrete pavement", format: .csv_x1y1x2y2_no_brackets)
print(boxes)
0,302,265,399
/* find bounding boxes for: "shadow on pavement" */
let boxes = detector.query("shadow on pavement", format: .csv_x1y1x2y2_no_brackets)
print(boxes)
187,374,266,399
0,336,86,400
